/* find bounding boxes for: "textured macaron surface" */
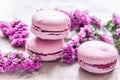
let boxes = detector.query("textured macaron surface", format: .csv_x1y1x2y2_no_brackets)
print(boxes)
32,9,71,31
26,36,64,54
78,40,118,73
78,41,118,64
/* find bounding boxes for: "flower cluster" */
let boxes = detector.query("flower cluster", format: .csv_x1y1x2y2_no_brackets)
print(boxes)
116,28,120,37
62,25,94,64
112,13,120,26
74,10,91,27
113,14,120,38
57,9,103,31
98,34,113,44
0,22,13,37
90,16,103,29
57,9,91,31
0,51,42,73
104,13,120,51
0,20,29,47
62,39,79,64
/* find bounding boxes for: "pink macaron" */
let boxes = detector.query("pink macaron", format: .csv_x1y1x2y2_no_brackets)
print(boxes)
78,40,118,74
31,9,71,40
26,36,64,61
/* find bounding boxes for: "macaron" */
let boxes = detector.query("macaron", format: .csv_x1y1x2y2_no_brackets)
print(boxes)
26,36,64,61
78,40,118,74
31,9,71,40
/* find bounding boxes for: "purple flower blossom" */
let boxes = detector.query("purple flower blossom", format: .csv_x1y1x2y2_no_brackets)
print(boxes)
62,25,94,64
98,34,113,44
62,44,78,64
77,25,94,43
0,57,7,72
10,38,26,47
3,51,42,72
6,52,26,72
62,32,80,64
31,55,42,70
9,20,29,47
19,58,33,71
112,13,120,26
0,22,13,37
0,20,29,47
116,28,120,37
56,9,79,31
57,9,91,31
19,55,42,72
74,10,91,26
90,16,103,29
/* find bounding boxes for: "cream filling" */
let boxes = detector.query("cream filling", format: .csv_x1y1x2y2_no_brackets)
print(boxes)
28,49,63,56
79,59,117,69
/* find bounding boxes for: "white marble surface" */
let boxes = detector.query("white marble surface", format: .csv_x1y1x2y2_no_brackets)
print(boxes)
0,0,120,80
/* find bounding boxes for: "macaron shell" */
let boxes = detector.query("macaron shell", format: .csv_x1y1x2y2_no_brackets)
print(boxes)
26,36,64,54
27,49,62,61
78,41,118,64
30,25,70,40
79,61,116,74
32,10,71,31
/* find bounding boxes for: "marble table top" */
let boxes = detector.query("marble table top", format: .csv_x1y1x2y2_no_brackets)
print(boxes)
0,0,120,80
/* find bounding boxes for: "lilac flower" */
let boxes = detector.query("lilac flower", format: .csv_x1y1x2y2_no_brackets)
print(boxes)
6,52,24,72
77,25,94,43
6,58,20,72
19,58,33,71
116,28,120,37
62,44,78,64
0,20,29,47
9,20,29,47
74,10,91,26
62,33,80,64
57,9,91,31
0,22,13,37
18,55,42,72
0,50,43,73
10,38,26,47
10,20,21,27
98,34,113,44
62,25,94,64
4,51,42,72
112,13,120,26
0,50,7,72
0,57,7,72
90,16,103,29
56,9,79,31
29,55,42,71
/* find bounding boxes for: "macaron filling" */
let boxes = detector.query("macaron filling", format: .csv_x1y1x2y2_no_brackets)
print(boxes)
32,24,69,35
27,49,63,56
79,59,117,69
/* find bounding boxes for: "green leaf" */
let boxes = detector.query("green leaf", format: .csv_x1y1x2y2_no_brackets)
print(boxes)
105,20,112,30
110,25,117,34
115,40,120,52
112,34,119,40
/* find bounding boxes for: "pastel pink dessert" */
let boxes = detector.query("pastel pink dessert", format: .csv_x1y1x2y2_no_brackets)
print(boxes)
26,36,64,61
31,9,71,40
78,41,118,74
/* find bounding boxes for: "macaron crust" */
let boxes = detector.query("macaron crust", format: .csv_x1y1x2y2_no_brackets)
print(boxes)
31,9,71,40
26,36,64,61
78,40,118,74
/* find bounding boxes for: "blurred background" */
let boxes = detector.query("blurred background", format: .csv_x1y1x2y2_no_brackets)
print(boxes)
0,0,120,24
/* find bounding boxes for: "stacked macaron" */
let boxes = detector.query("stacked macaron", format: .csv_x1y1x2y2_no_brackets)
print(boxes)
26,9,71,61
